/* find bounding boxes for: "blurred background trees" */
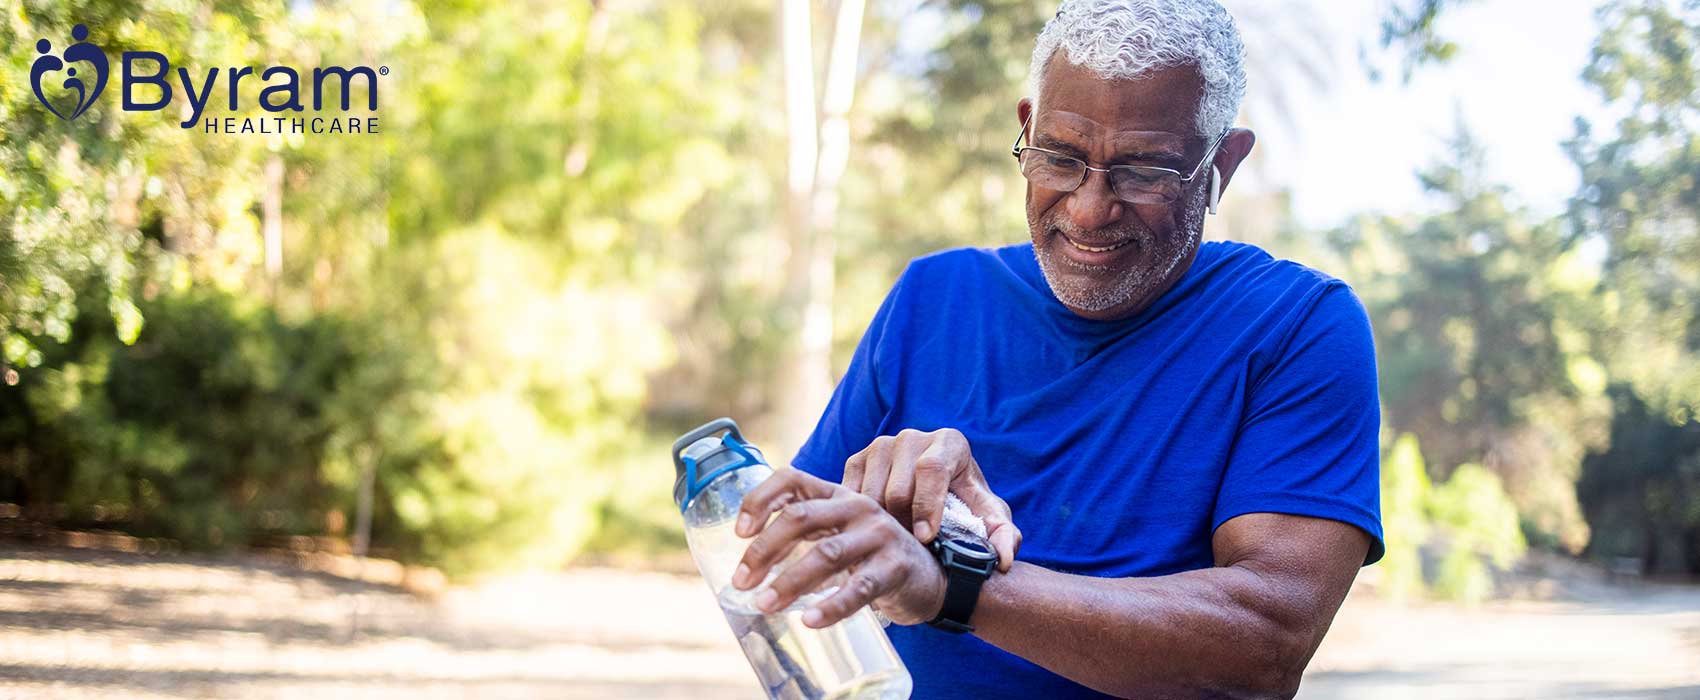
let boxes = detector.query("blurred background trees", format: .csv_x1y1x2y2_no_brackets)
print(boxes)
1,0,1697,591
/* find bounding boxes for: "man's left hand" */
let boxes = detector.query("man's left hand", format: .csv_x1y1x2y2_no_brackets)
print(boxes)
731,469,947,628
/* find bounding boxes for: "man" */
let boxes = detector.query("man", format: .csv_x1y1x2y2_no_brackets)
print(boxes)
729,1,1383,697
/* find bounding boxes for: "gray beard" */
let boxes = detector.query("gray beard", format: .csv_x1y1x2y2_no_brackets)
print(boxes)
1032,184,1207,314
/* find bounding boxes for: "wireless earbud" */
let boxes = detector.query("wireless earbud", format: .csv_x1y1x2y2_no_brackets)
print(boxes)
1207,166,1222,215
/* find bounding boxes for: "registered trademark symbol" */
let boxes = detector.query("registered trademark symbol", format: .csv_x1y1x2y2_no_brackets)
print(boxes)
379,66,389,75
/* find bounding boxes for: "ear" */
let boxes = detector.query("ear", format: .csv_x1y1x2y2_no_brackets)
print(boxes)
1017,97,1034,130
1212,128,1257,199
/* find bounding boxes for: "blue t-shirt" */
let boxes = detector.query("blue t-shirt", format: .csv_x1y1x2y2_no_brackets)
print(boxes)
792,240,1384,700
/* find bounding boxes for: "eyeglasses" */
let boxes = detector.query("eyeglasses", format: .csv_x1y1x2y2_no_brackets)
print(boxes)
1010,115,1227,205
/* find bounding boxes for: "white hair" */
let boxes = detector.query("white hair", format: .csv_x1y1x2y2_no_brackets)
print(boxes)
1029,0,1248,138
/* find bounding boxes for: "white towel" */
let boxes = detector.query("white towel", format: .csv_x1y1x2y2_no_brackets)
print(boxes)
869,491,988,627
940,491,988,541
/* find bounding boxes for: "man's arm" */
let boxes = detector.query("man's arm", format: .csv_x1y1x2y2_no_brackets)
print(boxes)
971,512,1369,700
731,468,1370,700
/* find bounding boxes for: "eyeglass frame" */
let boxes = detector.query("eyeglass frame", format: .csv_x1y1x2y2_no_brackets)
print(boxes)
1010,113,1229,206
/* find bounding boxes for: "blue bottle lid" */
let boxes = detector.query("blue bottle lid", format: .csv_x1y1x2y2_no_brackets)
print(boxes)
670,418,768,512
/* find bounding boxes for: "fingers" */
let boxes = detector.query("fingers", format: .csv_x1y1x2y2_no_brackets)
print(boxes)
801,551,904,628
841,447,867,495
837,428,1019,570
908,431,966,543
735,469,839,539
881,430,930,530
756,520,885,614
734,492,872,591
848,436,894,503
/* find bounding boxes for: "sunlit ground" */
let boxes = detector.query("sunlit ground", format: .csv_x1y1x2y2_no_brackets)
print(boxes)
1,544,1696,699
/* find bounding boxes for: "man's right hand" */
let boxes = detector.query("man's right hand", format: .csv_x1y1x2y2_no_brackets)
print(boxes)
838,428,1021,572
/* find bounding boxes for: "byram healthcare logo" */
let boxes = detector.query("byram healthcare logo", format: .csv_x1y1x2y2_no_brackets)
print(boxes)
30,23,385,136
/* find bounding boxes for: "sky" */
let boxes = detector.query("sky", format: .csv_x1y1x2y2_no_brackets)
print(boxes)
1274,0,1610,229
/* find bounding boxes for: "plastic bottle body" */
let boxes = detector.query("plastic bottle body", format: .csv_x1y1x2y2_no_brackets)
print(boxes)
682,458,911,700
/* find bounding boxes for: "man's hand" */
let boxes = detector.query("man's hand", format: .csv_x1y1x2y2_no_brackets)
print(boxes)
731,469,947,628
843,428,1021,572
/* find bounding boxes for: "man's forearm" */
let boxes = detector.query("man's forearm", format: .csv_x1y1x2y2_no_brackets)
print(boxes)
970,560,1345,699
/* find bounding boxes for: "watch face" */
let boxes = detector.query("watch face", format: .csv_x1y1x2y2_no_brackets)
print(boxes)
943,534,994,560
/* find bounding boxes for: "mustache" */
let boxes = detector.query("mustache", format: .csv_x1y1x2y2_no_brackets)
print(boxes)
1042,214,1145,246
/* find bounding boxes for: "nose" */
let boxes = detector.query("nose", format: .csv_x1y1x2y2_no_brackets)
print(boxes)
1064,167,1125,232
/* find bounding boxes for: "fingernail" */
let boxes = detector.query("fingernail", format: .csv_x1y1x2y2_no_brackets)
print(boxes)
736,513,752,536
802,608,824,627
733,563,751,587
755,589,778,612
915,522,932,541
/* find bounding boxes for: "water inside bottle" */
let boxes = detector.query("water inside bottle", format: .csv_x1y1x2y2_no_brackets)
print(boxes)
718,584,911,700
687,514,909,700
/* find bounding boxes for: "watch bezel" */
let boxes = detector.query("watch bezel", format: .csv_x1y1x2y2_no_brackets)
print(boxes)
931,532,997,574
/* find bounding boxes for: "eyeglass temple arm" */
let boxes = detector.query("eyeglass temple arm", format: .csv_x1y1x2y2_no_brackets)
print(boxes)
1182,130,1230,183
1011,113,1033,158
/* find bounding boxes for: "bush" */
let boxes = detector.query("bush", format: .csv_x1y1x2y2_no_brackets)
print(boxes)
0,230,673,579
1379,433,1432,603
1429,463,1526,603
1375,433,1528,604
1,286,355,546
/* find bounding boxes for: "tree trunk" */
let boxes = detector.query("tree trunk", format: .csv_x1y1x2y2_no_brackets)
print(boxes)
262,154,284,299
769,0,865,459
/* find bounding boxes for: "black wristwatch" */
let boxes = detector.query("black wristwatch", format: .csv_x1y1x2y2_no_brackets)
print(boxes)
926,531,998,634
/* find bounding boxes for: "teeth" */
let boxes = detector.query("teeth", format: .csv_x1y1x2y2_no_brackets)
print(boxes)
1064,236,1127,253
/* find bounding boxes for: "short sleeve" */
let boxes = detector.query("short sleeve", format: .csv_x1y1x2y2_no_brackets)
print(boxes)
790,269,907,482
1212,283,1386,565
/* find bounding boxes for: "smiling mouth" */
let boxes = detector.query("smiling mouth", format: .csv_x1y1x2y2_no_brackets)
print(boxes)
1058,231,1134,254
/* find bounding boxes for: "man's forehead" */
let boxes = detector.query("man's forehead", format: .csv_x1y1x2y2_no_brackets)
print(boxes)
1035,56,1203,148
1034,111,1190,155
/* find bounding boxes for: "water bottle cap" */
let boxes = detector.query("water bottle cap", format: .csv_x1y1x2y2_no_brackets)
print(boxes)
670,418,767,512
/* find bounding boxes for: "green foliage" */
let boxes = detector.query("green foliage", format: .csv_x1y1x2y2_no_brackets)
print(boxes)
1326,125,1607,554
1566,0,1700,575
1568,0,1700,419
1579,386,1700,574
0,0,713,578
1376,0,1478,81
1379,433,1432,602
1,279,359,546
1346,0,1700,577
1376,434,1527,603
1428,462,1527,604
361,230,674,577
1431,464,1527,568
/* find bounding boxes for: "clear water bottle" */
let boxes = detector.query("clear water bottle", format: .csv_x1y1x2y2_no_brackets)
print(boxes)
671,418,912,700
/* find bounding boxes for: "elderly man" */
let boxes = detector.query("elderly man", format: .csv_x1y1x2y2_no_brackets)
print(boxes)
729,0,1383,697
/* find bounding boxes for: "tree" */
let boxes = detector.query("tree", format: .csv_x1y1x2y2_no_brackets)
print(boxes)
0,0,751,577
1579,386,1700,574
1328,124,1609,552
1374,0,1479,81
1567,0,1700,574
1567,0,1700,420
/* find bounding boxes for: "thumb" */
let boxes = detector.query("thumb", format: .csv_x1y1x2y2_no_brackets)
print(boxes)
983,513,1022,573
960,485,1020,572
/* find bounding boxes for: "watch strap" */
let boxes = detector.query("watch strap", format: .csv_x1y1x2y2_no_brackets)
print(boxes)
927,540,995,634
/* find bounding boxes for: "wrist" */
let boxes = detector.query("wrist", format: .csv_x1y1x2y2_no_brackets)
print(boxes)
927,560,949,621
925,531,997,633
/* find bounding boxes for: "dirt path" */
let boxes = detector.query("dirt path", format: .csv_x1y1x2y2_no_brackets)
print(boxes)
1,544,1697,699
